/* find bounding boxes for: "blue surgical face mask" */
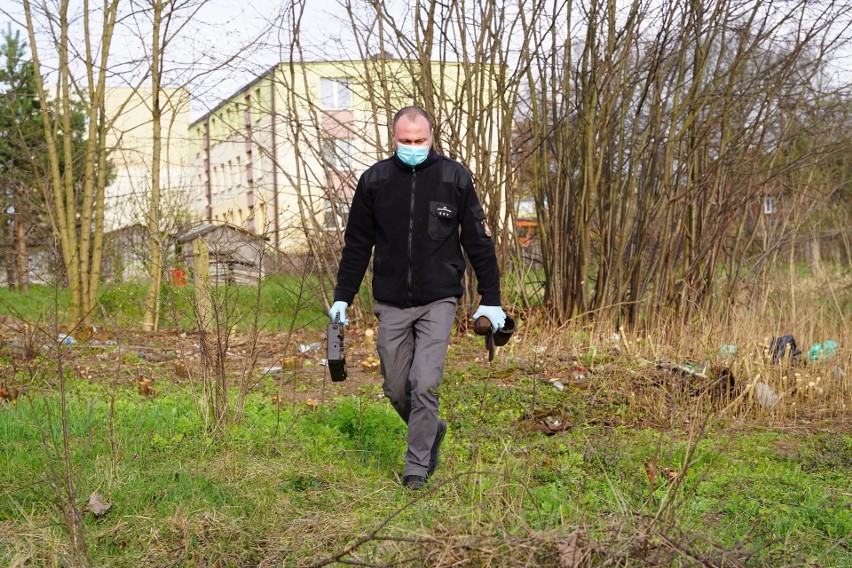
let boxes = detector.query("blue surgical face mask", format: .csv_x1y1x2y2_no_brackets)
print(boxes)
396,143,429,167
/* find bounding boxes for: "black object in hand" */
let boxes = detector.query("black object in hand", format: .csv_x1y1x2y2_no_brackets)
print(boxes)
327,315,347,382
473,315,516,362
474,316,492,336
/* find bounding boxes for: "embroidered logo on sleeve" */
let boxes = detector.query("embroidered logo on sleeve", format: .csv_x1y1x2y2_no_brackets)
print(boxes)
482,220,492,237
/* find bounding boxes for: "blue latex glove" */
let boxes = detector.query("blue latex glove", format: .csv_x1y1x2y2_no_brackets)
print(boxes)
328,301,349,325
472,305,505,333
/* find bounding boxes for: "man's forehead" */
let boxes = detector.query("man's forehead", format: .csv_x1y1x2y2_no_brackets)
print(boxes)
403,115,429,125
395,115,430,133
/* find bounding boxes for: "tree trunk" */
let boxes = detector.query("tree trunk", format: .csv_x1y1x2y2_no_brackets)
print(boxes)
143,0,165,332
810,232,825,279
3,219,15,291
15,215,28,293
23,0,119,324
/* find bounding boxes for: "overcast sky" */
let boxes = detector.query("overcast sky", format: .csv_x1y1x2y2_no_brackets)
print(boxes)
2,0,851,121
0,0,359,118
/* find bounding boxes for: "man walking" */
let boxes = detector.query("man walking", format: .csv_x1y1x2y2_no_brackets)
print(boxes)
329,106,505,490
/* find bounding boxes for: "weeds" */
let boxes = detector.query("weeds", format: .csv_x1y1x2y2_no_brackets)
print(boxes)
3,370,848,565
0,270,849,565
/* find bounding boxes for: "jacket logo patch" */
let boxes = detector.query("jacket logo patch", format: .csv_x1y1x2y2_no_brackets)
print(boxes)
437,205,453,218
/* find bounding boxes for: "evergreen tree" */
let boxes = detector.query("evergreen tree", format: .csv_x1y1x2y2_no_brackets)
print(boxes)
0,26,88,291
0,26,42,290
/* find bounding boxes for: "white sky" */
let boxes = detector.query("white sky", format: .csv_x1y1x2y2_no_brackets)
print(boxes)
0,0,363,118
2,0,851,121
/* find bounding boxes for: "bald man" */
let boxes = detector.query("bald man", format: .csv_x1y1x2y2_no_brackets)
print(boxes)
329,106,505,490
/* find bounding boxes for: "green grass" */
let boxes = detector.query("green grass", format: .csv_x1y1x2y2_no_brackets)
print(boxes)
1,373,849,566
0,276,329,332
0,267,850,565
0,285,70,324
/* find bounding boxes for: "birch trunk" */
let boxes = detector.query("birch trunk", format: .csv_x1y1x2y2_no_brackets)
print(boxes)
143,0,166,332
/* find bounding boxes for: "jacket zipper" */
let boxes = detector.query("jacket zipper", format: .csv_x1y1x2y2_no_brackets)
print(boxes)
407,167,416,305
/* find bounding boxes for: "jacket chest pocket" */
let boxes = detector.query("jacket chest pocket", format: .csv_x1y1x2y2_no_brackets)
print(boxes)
428,201,458,240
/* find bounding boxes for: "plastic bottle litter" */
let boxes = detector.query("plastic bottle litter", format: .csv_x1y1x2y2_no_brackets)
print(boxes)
298,342,322,353
552,380,565,392
58,334,76,345
754,382,777,408
680,361,709,375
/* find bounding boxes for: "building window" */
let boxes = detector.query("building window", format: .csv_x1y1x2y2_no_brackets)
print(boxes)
323,199,350,231
763,195,777,215
322,138,353,169
320,78,351,110
256,149,265,179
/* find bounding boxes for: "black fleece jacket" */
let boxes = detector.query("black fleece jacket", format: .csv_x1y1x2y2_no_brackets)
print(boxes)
333,150,501,308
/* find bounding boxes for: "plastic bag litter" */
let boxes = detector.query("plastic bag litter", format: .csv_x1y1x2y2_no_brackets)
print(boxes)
768,335,801,365
807,340,839,363
719,344,737,358
754,382,777,408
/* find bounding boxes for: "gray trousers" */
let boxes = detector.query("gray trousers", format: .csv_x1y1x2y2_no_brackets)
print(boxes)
373,297,457,477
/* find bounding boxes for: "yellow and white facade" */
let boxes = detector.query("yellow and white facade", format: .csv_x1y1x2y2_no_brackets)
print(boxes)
187,59,506,253
104,86,193,232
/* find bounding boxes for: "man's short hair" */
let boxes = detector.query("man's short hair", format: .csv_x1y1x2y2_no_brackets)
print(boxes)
392,106,433,133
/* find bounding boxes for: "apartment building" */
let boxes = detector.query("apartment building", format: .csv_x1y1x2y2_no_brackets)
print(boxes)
187,59,505,253
104,86,193,232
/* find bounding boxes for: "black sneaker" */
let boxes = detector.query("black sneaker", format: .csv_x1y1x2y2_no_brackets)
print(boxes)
427,420,447,478
402,475,427,490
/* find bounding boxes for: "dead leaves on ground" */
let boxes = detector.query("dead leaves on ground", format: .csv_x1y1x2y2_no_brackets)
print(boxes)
643,459,680,489
84,492,111,517
520,409,574,434
556,529,588,567
0,382,21,404
271,393,318,410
